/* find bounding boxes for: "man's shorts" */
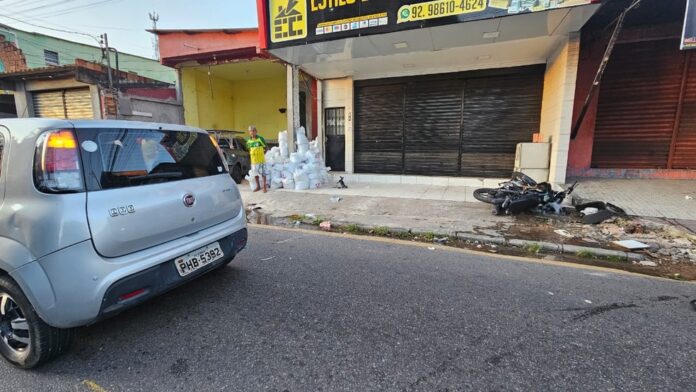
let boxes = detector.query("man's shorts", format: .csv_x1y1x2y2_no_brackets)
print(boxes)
251,163,268,177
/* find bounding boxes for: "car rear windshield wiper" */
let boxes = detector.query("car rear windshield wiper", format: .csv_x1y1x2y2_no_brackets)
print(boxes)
128,172,183,181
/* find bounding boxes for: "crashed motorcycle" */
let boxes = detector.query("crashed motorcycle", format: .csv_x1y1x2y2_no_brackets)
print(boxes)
473,172,578,215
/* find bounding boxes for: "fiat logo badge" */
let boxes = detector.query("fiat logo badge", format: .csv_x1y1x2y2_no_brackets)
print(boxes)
183,194,195,208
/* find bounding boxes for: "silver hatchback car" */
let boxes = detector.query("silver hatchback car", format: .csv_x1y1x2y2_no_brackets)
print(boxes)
0,119,247,368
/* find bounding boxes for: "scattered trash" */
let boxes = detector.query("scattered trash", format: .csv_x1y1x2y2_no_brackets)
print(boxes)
581,207,599,216
547,291,554,296
330,196,342,203
427,247,436,250
434,237,448,244
337,176,348,189
638,260,658,267
613,240,650,250
584,300,593,304
687,195,694,200
554,229,574,238
260,256,275,261
476,244,483,249
319,221,332,231
583,210,615,225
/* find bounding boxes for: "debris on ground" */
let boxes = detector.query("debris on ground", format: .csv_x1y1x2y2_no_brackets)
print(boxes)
554,229,574,238
613,240,650,250
330,196,342,203
638,260,658,267
319,221,332,231
428,247,436,250
581,207,599,216
434,237,448,244
686,195,694,200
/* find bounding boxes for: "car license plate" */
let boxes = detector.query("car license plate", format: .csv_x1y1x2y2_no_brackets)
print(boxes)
174,242,224,277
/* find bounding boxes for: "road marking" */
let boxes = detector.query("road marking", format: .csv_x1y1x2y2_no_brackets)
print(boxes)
250,224,695,285
82,380,109,392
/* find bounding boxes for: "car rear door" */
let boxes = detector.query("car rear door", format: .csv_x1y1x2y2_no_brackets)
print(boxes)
76,126,242,258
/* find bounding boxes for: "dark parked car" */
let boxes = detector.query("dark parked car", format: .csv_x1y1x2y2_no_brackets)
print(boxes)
209,131,251,183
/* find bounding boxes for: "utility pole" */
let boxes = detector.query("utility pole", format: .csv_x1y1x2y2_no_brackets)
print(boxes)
100,33,114,92
149,12,160,60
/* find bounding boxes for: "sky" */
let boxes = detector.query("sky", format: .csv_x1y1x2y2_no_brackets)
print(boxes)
0,0,259,59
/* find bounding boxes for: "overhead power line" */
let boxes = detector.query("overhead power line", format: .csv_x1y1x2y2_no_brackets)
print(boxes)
0,12,101,44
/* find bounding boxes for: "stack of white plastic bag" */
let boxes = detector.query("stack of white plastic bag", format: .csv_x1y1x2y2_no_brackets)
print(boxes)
247,126,331,191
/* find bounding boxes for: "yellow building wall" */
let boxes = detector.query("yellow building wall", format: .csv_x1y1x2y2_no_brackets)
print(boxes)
230,76,287,139
181,68,286,140
182,69,235,131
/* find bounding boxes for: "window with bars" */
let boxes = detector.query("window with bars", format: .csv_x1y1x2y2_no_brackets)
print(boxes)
44,50,59,66
325,107,345,136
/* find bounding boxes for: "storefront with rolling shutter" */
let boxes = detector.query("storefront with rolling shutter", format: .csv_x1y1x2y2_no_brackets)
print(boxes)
32,88,94,119
355,66,544,178
260,0,601,183
569,0,696,179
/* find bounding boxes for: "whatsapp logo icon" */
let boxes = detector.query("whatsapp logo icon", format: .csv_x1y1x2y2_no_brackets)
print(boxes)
400,8,410,19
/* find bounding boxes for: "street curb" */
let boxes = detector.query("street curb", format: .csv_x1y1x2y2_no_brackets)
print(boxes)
327,220,645,261
455,232,644,262
250,212,645,262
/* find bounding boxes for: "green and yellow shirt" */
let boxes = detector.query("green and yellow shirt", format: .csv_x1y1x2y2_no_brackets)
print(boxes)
246,136,267,164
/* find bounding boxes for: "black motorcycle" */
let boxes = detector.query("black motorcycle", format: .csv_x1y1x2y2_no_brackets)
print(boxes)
473,172,578,215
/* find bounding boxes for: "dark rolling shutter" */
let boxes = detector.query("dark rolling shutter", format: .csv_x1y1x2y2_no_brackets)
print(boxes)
354,65,544,177
403,79,463,176
592,40,684,169
461,71,544,177
354,84,405,174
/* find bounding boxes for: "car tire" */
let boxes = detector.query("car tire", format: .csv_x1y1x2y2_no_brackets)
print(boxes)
0,275,74,369
231,164,243,184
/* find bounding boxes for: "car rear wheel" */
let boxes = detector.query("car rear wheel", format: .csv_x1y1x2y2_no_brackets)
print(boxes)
0,276,74,369
231,164,243,184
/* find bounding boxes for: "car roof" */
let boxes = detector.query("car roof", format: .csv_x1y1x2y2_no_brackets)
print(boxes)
0,118,204,139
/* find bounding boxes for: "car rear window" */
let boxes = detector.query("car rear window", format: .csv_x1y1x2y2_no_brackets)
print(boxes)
76,128,226,191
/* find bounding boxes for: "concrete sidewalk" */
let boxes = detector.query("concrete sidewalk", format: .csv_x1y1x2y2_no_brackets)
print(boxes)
570,179,696,221
241,184,508,235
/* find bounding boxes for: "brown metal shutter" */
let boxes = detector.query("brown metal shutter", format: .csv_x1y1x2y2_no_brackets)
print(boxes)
354,84,405,174
592,40,684,169
461,71,544,177
32,91,66,118
403,79,463,176
64,88,94,119
673,52,696,169
32,88,93,119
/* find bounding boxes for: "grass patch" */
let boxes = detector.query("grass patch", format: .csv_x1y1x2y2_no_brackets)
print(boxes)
289,214,306,223
311,216,325,226
604,255,626,263
576,250,596,259
373,226,390,236
344,224,360,233
525,243,542,254
422,232,436,241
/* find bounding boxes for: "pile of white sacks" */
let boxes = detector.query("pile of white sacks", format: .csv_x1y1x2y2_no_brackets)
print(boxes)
245,127,331,191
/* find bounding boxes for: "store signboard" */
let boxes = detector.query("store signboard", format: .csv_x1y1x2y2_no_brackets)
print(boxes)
683,0,696,49
265,0,595,49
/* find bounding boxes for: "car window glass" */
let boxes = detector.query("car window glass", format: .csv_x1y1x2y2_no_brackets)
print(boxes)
76,128,226,191
236,138,248,152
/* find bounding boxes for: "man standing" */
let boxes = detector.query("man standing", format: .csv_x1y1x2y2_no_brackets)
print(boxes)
246,126,268,193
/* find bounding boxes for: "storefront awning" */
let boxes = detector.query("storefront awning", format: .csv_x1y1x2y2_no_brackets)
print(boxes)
268,5,600,80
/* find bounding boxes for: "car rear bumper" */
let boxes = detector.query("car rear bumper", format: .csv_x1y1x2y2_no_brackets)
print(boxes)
97,228,247,321
10,210,247,329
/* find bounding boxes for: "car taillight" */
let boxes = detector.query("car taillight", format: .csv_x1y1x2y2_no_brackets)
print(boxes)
33,129,84,193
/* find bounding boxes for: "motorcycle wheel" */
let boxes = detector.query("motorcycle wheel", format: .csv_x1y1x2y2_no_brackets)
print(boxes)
473,188,500,204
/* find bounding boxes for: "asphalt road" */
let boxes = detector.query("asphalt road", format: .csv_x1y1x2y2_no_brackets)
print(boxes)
2,226,695,392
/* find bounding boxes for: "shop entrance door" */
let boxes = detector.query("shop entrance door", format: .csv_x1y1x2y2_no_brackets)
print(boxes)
325,107,345,171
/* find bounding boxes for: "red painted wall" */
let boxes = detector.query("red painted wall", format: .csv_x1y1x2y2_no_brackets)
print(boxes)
124,87,177,101
157,29,260,64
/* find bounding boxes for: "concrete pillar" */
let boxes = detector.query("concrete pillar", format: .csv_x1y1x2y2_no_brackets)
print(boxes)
286,64,299,152
13,82,31,118
317,80,324,159
538,32,581,185
344,79,354,173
